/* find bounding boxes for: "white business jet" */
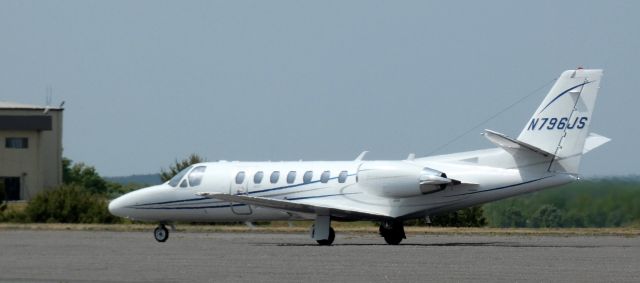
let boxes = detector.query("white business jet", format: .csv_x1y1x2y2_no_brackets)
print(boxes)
109,69,609,245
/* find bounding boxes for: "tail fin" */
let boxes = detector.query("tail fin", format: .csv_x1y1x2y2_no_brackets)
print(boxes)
516,69,603,174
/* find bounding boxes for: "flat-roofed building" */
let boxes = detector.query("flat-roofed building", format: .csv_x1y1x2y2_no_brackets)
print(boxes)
0,101,63,201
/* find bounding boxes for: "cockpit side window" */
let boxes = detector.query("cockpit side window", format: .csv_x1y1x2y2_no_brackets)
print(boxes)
168,165,193,187
180,179,188,188
188,166,207,187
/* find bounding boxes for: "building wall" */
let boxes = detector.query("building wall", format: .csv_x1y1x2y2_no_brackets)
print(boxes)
0,109,62,200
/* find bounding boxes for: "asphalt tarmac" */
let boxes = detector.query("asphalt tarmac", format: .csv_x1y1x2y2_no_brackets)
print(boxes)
0,230,638,282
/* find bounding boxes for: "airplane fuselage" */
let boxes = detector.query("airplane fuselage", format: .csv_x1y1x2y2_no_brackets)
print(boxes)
109,157,575,223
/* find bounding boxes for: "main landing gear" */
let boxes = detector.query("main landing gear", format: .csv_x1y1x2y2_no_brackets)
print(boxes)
310,214,335,245
154,224,169,242
313,226,335,246
379,220,405,245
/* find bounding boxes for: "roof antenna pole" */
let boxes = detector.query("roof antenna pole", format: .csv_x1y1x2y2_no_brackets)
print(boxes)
44,85,52,114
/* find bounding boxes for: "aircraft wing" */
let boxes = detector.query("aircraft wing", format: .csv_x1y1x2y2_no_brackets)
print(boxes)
196,192,389,220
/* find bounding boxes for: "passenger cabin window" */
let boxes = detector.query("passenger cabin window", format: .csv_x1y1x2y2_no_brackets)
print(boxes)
235,171,246,184
168,165,193,187
270,171,280,184
338,171,348,183
254,171,264,184
287,171,296,184
320,171,331,183
5,137,28,149
303,171,313,183
188,166,207,187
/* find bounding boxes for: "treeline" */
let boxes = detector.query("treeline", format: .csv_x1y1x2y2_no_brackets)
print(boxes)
0,158,142,223
483,177,640,228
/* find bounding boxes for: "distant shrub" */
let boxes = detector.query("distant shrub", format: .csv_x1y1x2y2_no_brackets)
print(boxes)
0,205,28,223
405,206,487,227
25,184,121,224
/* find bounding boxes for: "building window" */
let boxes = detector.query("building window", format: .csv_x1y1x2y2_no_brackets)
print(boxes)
287,171,296,184
5,137,28,149
320,171,331,183
270,171,280,184
235,171,246,184
303,171,313,183
254,171,264,184
338,171,348,183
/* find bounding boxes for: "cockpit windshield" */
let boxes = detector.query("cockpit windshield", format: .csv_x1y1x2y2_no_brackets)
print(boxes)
188,166,207,186
168,166,193,187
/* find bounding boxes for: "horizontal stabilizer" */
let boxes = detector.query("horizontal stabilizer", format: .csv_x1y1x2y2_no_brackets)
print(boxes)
583,132,611,154
483,129,555,157
196,192,388,219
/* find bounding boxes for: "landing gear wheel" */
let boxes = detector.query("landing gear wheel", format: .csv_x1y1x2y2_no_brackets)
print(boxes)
154,225,169,242
316,227,335,246
383,233,403,245
379,221,405,245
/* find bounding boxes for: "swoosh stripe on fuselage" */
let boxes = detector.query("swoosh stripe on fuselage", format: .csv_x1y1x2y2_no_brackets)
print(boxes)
131,174,356,208
131,193,361,210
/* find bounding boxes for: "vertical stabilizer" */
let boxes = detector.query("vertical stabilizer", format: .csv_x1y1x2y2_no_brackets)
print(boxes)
517,69,603,174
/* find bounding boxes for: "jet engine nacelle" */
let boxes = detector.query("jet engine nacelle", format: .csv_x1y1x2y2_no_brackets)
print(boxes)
357,161,453,198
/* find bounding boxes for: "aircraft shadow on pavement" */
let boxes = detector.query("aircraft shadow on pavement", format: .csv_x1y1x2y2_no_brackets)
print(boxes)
263,242,602,248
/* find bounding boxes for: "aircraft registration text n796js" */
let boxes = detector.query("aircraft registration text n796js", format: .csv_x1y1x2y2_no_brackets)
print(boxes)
527,117,588,131
109,69,609,245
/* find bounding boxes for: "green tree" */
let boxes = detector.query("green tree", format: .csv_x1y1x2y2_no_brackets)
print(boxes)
160,154,205,182
496,206,527,228
529,204,564,228
62,158,108,195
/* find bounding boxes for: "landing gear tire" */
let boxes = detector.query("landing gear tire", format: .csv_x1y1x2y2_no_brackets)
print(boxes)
316,227,335,246
154,225,169,242
383,232,404,245
379,221,405,245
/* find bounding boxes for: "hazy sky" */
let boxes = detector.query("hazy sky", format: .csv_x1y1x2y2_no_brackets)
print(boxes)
1,1,638,176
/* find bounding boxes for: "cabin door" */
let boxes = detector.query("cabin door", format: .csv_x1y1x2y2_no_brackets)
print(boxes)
229,169,253,215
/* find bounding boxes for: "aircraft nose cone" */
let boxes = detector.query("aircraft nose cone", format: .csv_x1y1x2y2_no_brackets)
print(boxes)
108,197,124,217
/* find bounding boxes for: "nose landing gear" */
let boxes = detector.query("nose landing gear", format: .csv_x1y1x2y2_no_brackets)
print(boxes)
154,224,169,242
